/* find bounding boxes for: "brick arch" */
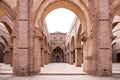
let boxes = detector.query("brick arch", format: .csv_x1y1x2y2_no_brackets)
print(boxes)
0,37,6,47
0,36,8,47
52,46,64,53
34,0,91,31
0,15,15,33
110,1,120,40
110,0,120,31
0,21,12,34
0,42,5,49
0,1,16,20
0,1,16,35
111,0,120,17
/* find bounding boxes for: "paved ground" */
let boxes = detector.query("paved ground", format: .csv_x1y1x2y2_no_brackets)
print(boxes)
0,74,120,80
0,63,120,80
41,63,86,74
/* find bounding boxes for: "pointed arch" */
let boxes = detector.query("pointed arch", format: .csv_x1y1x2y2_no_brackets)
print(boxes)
52,46,64,62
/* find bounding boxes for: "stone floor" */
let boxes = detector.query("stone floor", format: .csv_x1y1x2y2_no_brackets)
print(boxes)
41,63,86,74
0,63,120,80
0,75,120,80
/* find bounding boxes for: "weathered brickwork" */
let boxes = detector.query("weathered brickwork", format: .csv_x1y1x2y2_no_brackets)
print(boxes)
0,0,120,77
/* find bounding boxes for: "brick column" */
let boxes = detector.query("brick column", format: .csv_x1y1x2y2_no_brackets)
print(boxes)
44,50,48,65
33,37,41,73
12,18,18,74
9,47,13,66
33,27,43,73
67,53,69,63
16,0,29,76
75,48,82,67
69,51,74,64
41,48,44,67
48,54,50,63
64,54,66,62
46,53,49,64
13,36,19,75
82,40,92,74
96,0,112,76
3,49,10,64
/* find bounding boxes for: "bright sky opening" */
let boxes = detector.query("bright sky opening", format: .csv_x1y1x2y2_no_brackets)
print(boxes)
45,8,76,33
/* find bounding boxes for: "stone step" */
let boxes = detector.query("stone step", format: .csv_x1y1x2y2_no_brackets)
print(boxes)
39,73,87,75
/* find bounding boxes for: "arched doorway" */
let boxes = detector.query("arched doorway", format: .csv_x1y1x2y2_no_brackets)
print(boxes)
52,46,64,63
34,0,93,76
56,55,60,62
117,53,120,62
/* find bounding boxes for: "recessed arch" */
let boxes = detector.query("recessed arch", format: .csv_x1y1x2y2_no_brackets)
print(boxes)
0,42,5,49
52,46,64,62
0,21,12,34
0,36,8,46
0,15,14,32
116,53,120,62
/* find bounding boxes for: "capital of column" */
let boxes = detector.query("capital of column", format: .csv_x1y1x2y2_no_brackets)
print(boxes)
3,49,10,54
80,32,88,42
9,44,13,49
70,50,74,53
10,34,16,39
34,27,43,40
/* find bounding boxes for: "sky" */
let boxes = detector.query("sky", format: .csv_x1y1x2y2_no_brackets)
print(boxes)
45,8,76,33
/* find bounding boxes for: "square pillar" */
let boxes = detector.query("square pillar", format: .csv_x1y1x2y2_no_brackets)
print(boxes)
13,37,19,75
44,50,48,65
69,51,74,64
48,54,50,63
96,0,112,76
67,53,70,63
33,27,43,74
33,37,41,73
15,0,29,76
75,48,82,67
82,40,92,74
